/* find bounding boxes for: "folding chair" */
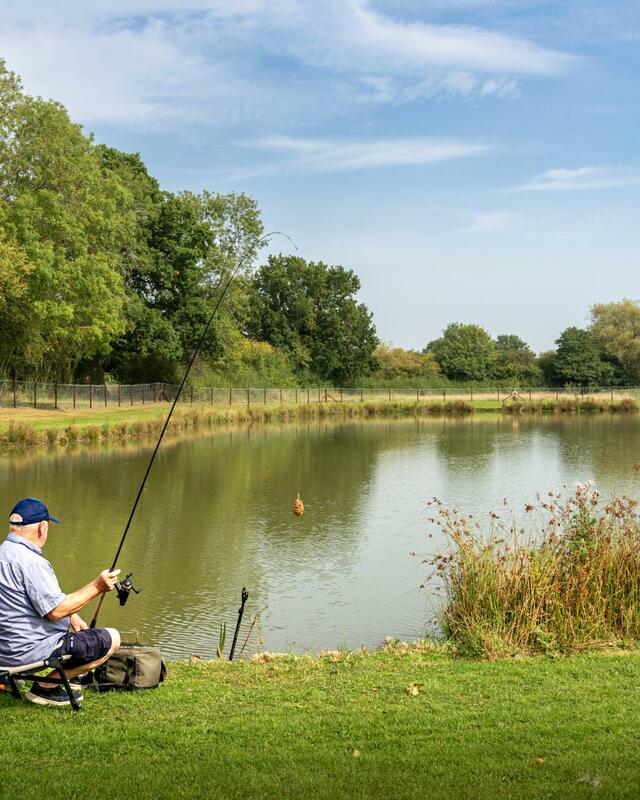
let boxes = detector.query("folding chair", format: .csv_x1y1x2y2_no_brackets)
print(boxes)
0,654,80,711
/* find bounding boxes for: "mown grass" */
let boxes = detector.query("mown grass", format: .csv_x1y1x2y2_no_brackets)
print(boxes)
427,484,640,659
2,648,640,799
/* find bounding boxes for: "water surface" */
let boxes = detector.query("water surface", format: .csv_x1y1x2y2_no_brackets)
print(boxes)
1,415,638,658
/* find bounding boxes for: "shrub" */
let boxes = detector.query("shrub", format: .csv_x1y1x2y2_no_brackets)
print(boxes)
84,425,100,444
425,484,640,657
64,425,79,444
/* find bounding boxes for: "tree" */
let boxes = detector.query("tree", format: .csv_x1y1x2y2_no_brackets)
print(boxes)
427,323,497,382
553,327,615,387
0,61,129,379
248,255,379,385
590,299,640,385
373,343,441,382
98,167,265,381
492,334,543,385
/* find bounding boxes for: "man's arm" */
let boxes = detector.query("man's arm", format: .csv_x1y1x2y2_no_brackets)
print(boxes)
47,570,120,622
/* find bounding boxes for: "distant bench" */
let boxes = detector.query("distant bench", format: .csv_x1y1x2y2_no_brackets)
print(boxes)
0,655,80,711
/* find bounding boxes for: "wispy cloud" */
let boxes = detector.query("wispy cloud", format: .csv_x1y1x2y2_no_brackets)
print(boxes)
516,166,640,192
0,0,574,131
248,135,492,174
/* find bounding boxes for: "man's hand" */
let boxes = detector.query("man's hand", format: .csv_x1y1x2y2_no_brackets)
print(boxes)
70,613,88,632
93,569,121,594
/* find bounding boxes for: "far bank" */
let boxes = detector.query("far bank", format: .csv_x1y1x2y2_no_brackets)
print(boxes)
0,394,638,450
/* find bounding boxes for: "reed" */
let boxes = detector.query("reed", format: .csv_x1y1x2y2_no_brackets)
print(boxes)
426,484,640,658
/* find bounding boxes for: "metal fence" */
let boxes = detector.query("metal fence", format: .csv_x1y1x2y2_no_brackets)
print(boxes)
1,379,639,411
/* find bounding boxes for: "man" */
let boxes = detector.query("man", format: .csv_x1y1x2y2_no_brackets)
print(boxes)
0,497,121,707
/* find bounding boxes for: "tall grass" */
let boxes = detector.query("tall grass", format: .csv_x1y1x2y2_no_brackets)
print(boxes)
0,399,476,450
426,484,640,658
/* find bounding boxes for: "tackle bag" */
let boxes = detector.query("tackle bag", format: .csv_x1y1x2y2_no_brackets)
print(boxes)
93,644,166,691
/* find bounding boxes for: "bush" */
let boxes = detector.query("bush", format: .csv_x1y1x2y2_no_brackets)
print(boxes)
426,484,640,657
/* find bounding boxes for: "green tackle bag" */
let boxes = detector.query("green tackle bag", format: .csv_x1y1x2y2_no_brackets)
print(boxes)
93,644,166,692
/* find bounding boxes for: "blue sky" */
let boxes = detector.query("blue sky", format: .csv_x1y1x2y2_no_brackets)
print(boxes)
2,1,639,351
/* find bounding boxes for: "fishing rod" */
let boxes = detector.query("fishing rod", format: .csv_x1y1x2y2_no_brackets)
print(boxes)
90,231,296,629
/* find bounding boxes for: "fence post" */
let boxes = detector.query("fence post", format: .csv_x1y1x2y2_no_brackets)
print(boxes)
324,388,328,402
417,388,419,403
33,381,37,409
142,385,145,405
388,388,391,401
73,384,77,410
295,388,298,404
118,385,121,407
246,389,250,407
89,383,93,409
210,387,213,405
130,385,133,407
12,377,16,409
280,388,283,405
470,388,473,402
443,389,446,401
54,383,58,410
104,384,108,407
190,386,193,405
610,387,613,401
229,387,232,406
307,388,310,404
556,390,559,400
264,388,267,404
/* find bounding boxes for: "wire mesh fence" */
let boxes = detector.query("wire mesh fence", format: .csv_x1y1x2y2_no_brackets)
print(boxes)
1,378,639,410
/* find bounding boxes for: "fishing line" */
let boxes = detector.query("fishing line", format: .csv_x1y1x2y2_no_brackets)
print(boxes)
90,230,297,628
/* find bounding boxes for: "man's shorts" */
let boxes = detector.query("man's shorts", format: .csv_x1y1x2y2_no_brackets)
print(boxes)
50,629,113,669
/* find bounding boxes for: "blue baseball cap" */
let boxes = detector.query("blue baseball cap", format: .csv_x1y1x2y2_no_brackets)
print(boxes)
9,498,60,525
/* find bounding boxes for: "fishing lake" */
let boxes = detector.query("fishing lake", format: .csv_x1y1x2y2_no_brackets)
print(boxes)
1,415,639,658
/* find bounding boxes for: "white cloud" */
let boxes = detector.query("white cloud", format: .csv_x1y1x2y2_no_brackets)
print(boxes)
516,166,640,192
248,135,491,173
0,0,573,131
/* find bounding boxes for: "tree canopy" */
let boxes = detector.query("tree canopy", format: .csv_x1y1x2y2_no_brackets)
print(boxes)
248,255,379,385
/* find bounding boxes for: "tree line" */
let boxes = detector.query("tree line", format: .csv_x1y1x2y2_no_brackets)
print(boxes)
0,62,377,387
372,303,640,388
1,60,639,390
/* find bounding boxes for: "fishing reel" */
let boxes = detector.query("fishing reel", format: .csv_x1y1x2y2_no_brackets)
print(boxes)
115,572,142,607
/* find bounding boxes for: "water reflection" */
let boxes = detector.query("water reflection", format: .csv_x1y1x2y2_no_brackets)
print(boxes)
1,415,638,656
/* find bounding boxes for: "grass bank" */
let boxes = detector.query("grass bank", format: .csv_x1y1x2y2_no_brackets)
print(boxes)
428,484,640,659
0,399,474,449
3,646,640,799
0,394,638,450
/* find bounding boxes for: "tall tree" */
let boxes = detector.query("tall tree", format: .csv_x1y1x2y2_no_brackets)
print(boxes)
248,255,378,385
590,299,640,385
493,334,542,385
0,61,129,379
427,323,497,382
552,327,615,387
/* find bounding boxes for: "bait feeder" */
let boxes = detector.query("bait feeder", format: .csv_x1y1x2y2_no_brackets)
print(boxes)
293,494,304,517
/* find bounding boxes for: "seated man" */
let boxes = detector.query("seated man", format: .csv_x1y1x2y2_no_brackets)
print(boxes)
0,497,121,707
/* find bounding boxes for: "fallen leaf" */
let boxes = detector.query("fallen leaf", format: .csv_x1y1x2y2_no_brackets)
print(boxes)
405,683,420,697
532,757,545,766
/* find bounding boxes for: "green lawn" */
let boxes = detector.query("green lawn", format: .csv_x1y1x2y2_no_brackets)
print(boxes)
2,647,640,799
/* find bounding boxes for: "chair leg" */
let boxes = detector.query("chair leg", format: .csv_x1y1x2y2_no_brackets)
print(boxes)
48,658,80,711
7,675,22,700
